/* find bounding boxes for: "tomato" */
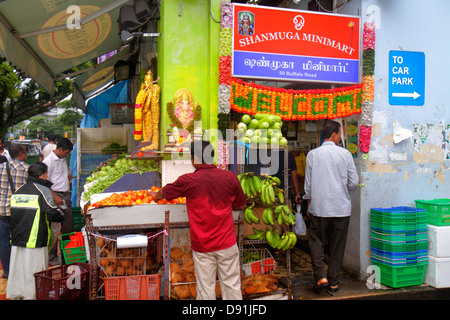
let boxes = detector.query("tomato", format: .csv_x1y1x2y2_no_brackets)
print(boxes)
157,199,168,204
137,151,144,157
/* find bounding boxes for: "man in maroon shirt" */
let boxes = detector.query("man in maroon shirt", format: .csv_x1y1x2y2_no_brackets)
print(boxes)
151,140,247,299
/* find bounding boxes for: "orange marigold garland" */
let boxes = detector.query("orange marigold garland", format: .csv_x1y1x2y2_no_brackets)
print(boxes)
229,78,363,121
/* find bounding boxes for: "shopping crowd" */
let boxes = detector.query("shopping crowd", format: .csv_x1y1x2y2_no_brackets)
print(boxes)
0,135,73,300
0,119,359,300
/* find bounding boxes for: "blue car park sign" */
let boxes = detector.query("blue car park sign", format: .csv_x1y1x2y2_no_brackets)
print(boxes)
389,50,425,106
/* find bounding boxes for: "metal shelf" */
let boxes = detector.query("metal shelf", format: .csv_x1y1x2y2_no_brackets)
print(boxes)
236,144,292,299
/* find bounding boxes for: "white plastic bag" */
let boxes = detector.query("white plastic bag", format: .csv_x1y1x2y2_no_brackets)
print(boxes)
293,205,307,236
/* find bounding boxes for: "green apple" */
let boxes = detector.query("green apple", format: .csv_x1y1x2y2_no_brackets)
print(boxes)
270,122,282,130
272,131,282,140
244,129,254,138
279,137,288,146
270,137,279,146
237,122,247,132
241,114,251,124
248,119,259,129
265,115,275,126
239,137,251,144
260,137,269,145
250,135,260,145
258,121,270,130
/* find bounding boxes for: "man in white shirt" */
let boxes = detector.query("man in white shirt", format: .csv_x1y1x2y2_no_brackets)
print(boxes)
41,133,58,161
43,137,73,265
303,119,359,293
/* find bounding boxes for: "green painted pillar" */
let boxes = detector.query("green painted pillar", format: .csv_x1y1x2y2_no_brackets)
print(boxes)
157,0,221,149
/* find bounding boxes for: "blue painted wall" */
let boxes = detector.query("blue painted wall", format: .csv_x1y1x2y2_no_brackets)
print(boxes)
336,0,450,279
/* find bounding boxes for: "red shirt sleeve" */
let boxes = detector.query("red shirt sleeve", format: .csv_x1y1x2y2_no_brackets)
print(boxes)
161,174,190,201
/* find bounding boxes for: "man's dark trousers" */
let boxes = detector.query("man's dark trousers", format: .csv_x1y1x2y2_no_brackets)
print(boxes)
308,215,350,287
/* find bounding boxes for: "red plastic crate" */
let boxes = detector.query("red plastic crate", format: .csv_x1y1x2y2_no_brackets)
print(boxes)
34,263,90,300
104,274,161,300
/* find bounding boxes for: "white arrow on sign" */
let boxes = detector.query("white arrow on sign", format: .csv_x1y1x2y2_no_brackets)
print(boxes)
392,92,421,99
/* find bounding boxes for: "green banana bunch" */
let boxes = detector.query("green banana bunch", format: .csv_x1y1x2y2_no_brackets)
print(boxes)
243,250,262,263
274,205,296,226
276,231,297,251
275,187,284,204
239,172,262,199
265,228,281,249
262,207,274,225
244,202,259,224
260,179,276,206
263,175,280,186
246,227,266,240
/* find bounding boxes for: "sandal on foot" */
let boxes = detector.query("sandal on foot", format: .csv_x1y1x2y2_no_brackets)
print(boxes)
313,281,329,292
327,284,340,292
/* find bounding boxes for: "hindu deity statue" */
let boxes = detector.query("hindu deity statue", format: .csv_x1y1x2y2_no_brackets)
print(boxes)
167,88,201,133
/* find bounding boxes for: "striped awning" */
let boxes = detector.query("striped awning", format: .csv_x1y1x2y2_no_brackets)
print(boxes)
0,0,132,93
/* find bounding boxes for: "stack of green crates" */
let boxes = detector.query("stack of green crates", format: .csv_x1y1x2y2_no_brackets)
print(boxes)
370,206,428,288
414,199,450,226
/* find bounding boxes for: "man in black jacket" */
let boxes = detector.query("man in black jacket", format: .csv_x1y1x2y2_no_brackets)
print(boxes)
6,162,63,300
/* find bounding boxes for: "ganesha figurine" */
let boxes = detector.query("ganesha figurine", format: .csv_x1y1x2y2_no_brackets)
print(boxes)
167,88,201,133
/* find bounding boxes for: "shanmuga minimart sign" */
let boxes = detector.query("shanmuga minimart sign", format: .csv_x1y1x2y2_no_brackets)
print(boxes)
232,4,361,84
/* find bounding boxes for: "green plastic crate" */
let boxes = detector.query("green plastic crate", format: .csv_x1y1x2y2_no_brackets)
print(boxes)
371,260,427,288
72,207,85,232
370,220,427,233
61,233,87,264
370,229,427,243
371,238,427,253
415,199,450,226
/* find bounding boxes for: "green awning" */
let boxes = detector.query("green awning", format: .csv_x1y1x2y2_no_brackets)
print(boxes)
0,0,132,93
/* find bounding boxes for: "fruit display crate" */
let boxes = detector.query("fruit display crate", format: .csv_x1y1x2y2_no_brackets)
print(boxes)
104,274,161,300
242,245,277,277
371,260,427,288
95,233,156,278
415,199,450,226
61,232,87,264
34,263,90,300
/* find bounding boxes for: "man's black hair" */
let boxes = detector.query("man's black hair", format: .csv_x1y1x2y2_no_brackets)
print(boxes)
321,120,341,140
9,143,26,159
28,162,48,178
47,133,57,142
190,140,214,164
57,138,73,151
